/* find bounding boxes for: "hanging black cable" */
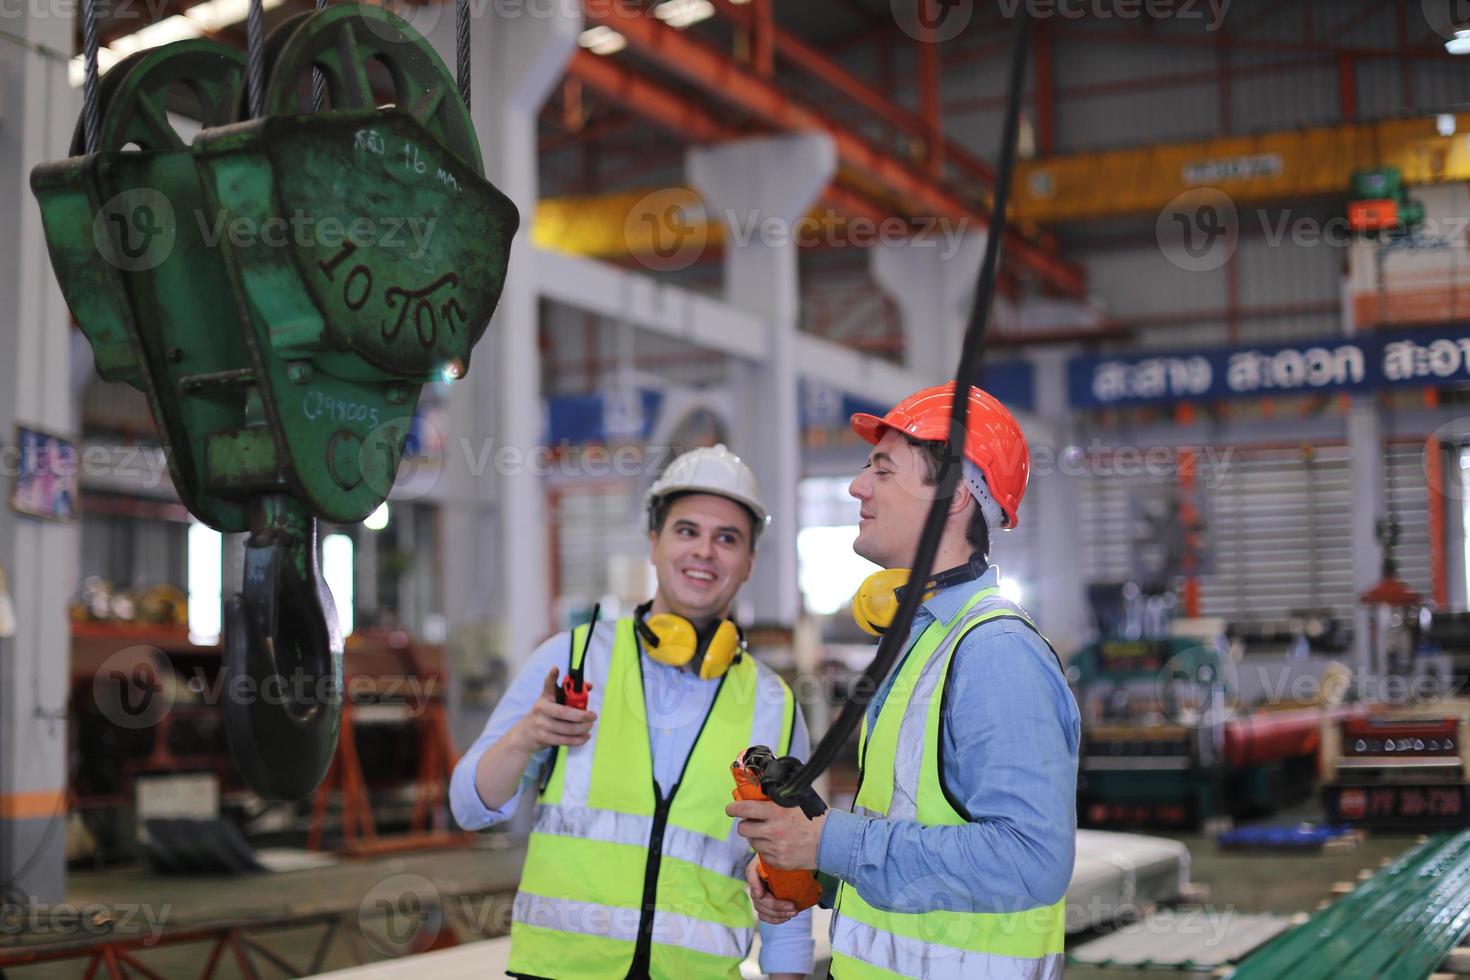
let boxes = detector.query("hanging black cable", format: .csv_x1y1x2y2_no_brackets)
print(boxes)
456,0,470,110
80,0,100,154
246,0,265,118
311,0,328,110
773,9,1032,806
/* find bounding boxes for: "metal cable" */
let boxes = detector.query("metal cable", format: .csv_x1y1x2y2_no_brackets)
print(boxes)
247,0,265,118
312,0,328,110
774,10,1033,806
456,0,470,110
81,0,100,153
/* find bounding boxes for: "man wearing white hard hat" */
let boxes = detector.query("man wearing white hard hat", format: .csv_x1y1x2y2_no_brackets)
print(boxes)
450,445,813,980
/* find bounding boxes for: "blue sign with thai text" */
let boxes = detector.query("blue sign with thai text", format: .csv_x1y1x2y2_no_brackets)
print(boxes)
1068,325,1470,409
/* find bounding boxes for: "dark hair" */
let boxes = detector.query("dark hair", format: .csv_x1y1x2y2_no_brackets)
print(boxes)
648,491,759,547
910,438,990,561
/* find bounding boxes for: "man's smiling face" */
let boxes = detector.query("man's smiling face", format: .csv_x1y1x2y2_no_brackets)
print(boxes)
848,428,942,570
649,493,756,624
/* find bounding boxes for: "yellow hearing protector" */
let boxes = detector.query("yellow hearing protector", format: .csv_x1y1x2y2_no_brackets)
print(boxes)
634,601,745,680
851,556,988,636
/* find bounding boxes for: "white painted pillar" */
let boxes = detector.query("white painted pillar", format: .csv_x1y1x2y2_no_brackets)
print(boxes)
1029,349,1087,654
425,7,578,689
1348,398,1385,678
688,134,836,626
870,231,987,378
0,8,81,902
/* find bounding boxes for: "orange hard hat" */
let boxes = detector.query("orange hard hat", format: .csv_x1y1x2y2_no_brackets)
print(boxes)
850,382,1030,528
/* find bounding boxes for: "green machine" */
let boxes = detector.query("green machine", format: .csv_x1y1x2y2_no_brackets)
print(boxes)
31,4,518,798
1072,630,1330,827
1070,634,1231,827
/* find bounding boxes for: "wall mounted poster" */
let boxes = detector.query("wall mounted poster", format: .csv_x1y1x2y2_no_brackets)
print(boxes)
10,426,78,522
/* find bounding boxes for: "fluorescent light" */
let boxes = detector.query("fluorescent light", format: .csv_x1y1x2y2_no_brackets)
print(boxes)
184,0,253,32
654,0,715,29
67,47,121,88
1439,114,1458,137
113,14,200,56
187,523,222,645
579,25,627,56
69,0,286,89
364,502,390,532
1448,29,1470,54
322,533,355,638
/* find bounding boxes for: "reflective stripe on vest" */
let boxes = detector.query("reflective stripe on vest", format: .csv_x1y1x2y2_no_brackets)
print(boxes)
831,588,1067,980
513,892,753,962
509,617,794,980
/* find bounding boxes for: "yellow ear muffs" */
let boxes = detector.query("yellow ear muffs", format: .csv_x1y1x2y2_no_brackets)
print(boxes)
642,613,699,667
851,568,913,636
696,620,741,680
851,556,992,636
640,614,743,679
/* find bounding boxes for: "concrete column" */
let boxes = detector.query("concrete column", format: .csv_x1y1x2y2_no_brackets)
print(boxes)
424,7,578,698
0,7,81,902
1348,397,1384,678
1028,349,1087,654
870,231,987,378
688,134,836,627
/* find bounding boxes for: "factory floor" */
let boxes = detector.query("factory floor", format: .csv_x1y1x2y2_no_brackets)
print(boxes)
0,816,1432,979
1066,824,1419,980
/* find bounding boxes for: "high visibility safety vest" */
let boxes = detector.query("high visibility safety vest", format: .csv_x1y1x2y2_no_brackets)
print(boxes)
830,587,1068,980
508,617,797,980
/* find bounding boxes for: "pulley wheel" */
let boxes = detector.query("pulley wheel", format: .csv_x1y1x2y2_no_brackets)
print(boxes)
71,39,245,155
262,3,482,175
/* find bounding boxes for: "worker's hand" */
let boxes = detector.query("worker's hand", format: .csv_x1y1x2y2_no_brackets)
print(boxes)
744,857,799,925
728,800,826,872
513,668,597,752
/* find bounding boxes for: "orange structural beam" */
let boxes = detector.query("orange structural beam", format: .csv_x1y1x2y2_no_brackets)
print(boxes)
565,50,741,142
579,3,1084,296
705,0,994,186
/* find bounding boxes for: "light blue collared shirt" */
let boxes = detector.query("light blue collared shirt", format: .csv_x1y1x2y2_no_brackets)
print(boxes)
450,626,815,976
817,564,1081,914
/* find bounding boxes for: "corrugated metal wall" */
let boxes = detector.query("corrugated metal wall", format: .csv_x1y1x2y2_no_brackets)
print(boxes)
1387,441,1435,604
552,484,646,609
1196,446,1356,623
1076,439,1439,627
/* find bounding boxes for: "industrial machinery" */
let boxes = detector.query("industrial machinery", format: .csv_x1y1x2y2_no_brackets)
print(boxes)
1072,583,1346,828
1347,166,1426,235
1320,705,1470,828
31,4,517,800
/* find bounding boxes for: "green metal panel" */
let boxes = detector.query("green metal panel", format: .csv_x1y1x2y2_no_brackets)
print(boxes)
1229,833,1470,979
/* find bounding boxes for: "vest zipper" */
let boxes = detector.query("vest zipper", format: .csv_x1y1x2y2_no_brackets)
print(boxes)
624,641,728,978
627,784,672,979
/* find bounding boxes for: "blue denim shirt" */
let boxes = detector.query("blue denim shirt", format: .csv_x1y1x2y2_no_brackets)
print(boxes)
817,565,1081,914
450,626,814,976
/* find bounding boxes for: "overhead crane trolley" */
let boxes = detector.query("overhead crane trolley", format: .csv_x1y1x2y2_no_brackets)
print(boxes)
31,1,518,799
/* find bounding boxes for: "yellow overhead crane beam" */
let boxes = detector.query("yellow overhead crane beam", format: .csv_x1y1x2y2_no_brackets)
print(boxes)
534,187,724,260
1012,114,1470,224
533,115,1470,260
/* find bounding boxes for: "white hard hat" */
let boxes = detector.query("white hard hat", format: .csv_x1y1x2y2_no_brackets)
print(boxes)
645,444,770,536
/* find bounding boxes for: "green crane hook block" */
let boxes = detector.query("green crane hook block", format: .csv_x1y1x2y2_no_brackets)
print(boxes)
30,6,519,800
191,106,515,521
31,40,254,531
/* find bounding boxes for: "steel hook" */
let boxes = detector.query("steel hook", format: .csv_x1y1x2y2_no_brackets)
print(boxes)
223,494,343,800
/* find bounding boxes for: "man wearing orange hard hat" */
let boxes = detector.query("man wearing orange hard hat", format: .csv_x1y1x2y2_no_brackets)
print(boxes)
729,383,1080,980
